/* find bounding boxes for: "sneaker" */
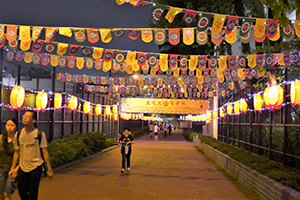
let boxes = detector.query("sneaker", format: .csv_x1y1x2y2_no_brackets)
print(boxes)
127,167,130,171
121,168,125,173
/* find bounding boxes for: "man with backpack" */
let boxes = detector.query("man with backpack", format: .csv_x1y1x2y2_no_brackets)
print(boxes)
9,110,53,200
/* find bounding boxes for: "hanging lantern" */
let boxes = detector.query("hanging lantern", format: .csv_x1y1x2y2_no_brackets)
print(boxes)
213,110,218,119
227,103,233,114
254,93,262,112
10,86,25,110
105,106,110,115
291,80,300,106
54,93,62,110
95,104,102,116
234,101,240,115
264,85,283,109
69,96,78,111
113,113,118,121
206,111,212,123
113,105,118,114
83,101,90,114
220,107,225,118
132,113,136,120
240,98,248,113
36,92,48,111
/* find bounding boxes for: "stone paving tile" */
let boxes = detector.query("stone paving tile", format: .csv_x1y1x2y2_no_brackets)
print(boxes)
12,130,258,200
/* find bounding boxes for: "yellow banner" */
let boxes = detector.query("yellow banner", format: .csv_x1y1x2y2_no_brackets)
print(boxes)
121,98,209,114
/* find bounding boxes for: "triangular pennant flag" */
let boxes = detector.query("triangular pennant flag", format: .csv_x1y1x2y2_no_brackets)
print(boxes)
217,68,223,77
40,54,50,66
147,54,158,67
126,51,136,65
266,54,276,67
189,55,198,71
44,43,56,54
254,34,266,43
218,56,227,70
128,29,140,40
154,29,166,45
95,59,103,70
92,47,104,59
196,68,202,78
256,54,265,68
58,56,67,68
240,18,252,43
57,43,68,55
212,14,226,33
284,53,290,65
19,26,31,42
67,57,76,68
168,28,180,45
69,45,80,56
159,54,168,72
203,69,209,78
197,13,212,31
104,49,115,62
180,55,188,70
8,40,18,50
169,54,178,69
99,29,112,43
183,28,194,45
266,19,279,39
225,27,237,44
165,7,182,23
45,28,56,43
141,29,153,43
228,56,236,69
0,26,4,41
112,60,121,71
211,31,222,45
32,54,41,65
6,26,17,42
210,69,217,77
173,68,180,77
132,60,140,71
254,19,266,39
269,25,280,41
112,29,125,39
32,27,42,41
59,28,72,37
137,53,147,66
248,55,256,68
85,58,94,70
32,40,44,53
150,5,167,24
183,10,197,27
225,16,239,34
224,69,231,80
20,39,31,51
87,28,99,43
74,29,86,42
24,52,33,63
15,51,23,61
237,68,244,78
282,24,295,41
196,29,208,45
238,56,247,68
199,55,207,70
0,35,5,49
81,46,93,57
275,53,284,65
76,57,85,70
116,0,126,5
115,51,126,64
244,68,251,78
50,55,59,67
6,51,14,61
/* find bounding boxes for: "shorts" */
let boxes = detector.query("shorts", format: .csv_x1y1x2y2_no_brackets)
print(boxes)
0,165,16,194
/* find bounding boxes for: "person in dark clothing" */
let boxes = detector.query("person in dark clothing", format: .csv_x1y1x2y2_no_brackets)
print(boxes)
119,128,134,173
168,124,172,136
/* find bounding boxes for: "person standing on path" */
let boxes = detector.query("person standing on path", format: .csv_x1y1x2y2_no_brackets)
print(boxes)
0,119,18,200
149,122,153,138
9,111,53,200
119,128,134,173
163,123,168,138
153,123,159,141
168,124,172,136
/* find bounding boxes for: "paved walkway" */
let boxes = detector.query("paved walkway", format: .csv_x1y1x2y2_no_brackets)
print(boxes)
12,130,258,200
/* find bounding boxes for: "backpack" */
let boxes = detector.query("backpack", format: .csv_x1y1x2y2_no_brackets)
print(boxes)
17,129,47,176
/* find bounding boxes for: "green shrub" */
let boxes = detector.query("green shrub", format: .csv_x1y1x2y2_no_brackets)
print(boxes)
198,135,300,193
182,129,201,142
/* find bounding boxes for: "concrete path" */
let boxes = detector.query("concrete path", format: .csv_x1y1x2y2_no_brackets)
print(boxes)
12,130,258,200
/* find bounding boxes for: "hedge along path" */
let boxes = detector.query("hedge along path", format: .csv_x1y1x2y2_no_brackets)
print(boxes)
12,130,258,200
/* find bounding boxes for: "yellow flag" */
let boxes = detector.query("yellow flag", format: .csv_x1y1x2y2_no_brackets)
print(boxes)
138,78,144,86
57,43,68,55
99,29,112,43
19,26,31,41
126,52,136,65
150,68,156,75
59,28,72,37
248,55,256,68
103,61,112,72
275,53,284,65
238,68,244,78
198,76,204,84
50,55,59,67
165,7,182,23
24,52,33,63
196,69,202,78
295,20,300,38
254,19,267,38
173,68,180,77
132,60,140,71
228,82,234,90
221,91,225,97
127,65,133,74
157,78,163,86
159,54,168,72
212,14,226,33
217,69,223,77
20,40,31,51
189,55,198,71
116,0,126,5
32,27,42,41
225,27,237,44
141,29,153,43
177,77,183,86
76,57,85,70
218,56,227,70
93,47,104,59
269,25,280,41
183,28,194,45
219,75,224,83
